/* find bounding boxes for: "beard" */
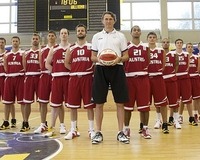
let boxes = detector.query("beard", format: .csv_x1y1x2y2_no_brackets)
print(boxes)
77,34,86,40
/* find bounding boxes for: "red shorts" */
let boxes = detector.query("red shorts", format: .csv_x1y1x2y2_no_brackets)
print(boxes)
124,75,150,112
165,80,179,108
3,76,24,104
50,76,69,107
0,76,5,100
149,75,168,107
24,75,40,104
38,73,52,103
190,77,200,100
177,78,192,104
67,74,95,109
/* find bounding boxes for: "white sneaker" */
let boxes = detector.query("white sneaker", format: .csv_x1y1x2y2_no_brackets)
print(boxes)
64,131,79,140
60,124,66,134
44,127,55,137
154,120,162,129
88,130,95,139
174,121,181,129
178,115,183,124
34,124,48,134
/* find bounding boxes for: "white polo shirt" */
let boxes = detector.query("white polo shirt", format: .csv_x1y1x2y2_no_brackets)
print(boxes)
91,29,128,65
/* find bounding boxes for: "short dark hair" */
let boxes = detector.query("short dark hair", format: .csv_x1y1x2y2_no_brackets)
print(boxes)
75,24,87,33
147,32,157,38
0,37,6,43
12,36,20,42
175,38,183,44
130,25,141,33
186,42,193,48
48,30,56,37
101,11,116,22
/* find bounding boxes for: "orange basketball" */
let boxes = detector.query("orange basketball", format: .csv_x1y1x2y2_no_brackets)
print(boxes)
98,49,117,66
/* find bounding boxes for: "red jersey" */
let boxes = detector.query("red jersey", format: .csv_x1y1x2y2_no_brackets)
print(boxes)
24,49,40,75
189,54,199,78
176,51,190,79
40,45,51,73
124,42,149,77
51,44,70,77
163,51,177,81
69,42,94,76
148,47,164,76
0,50,7,77
4,50,24,77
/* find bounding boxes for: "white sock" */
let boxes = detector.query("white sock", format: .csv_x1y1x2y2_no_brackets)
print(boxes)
88,120,94,131
173,112,179,121
71,121,77,131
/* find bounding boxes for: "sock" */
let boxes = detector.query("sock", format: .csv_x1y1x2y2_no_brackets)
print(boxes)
173,112,179,121
88,120,94,131
71,121,77,131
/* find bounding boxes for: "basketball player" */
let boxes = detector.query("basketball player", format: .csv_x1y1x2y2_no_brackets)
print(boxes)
123,25,151,139
91,11,129,144
147,32,169,134
34,30,57,134
20,33,41,132
45,28,70,136
2,36,25,130
162,38,181,129
175,39,197,126
187,42,200,123
0,37,16,130
64,24,95,140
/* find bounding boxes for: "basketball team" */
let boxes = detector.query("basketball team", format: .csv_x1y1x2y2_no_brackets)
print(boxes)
0,11,200,145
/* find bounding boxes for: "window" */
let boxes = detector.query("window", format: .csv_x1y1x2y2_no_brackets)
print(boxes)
0,0,17,33
120,0,200,30
120,1,160,30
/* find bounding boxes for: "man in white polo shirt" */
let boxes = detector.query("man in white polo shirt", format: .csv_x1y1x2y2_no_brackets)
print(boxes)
91,11,129,144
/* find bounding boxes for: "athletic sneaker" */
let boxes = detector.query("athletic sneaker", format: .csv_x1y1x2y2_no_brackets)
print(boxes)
162,123,169,134
141,127,151,139
20,122,30,132
88,130,95,139
138,123,143,134
64,130,79,140
194,114,198,123
91,132,103,144
0,121,10,130
174,120,181,129
44,127,55,137
59,124,67,134
154,120,162,129
123,128,130,139
117,131,130,144
189,117,198,126
11,119,16,128
34,123,48,134
168,117,174,126
178,115,183,124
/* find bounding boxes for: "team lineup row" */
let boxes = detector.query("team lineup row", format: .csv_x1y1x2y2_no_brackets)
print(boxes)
0,11,200,145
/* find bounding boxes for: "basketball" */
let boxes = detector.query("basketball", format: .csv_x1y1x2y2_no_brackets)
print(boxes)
98,49,118,66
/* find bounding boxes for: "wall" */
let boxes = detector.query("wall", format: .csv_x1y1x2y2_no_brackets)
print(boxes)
2,30,200,49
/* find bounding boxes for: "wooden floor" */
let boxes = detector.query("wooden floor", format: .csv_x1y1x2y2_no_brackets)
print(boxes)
1,101,200,160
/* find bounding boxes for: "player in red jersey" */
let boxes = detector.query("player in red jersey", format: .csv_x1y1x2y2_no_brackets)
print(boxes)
20,33,41,132
64,24,95,140
187,42,200,123
1,36,25,130
175,39,197,126
123,25,151,139
0,37,16,129
45,28,70,136
147,32,169,134
162,38,181,129
34,30,57,134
